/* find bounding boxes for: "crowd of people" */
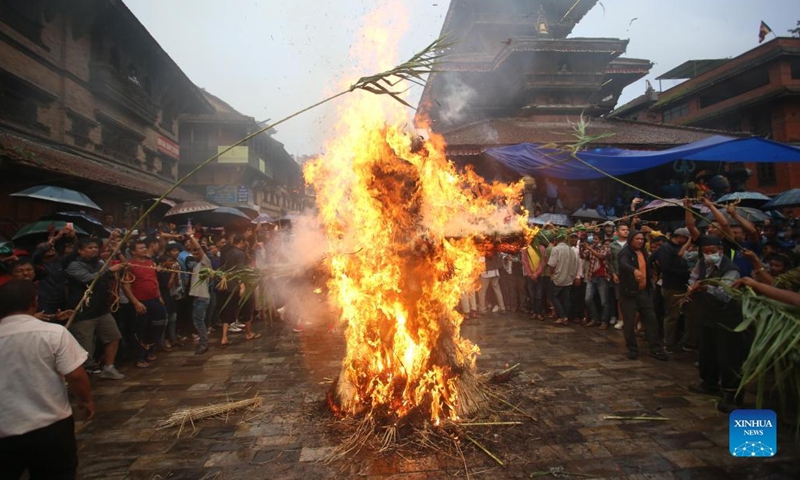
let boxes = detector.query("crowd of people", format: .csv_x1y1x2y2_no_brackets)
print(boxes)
2,194,800,477
0,218,308,477
0,220,295,374
467,196,800,414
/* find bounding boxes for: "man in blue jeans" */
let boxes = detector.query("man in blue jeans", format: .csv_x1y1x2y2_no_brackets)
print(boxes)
582,237,613,329
185,226,211,355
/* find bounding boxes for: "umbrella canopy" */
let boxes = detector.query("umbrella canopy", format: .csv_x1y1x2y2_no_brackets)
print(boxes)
529,213,572,227
12,220,88,241
716,191,771,207
163,200,218,217
571,208,607,222
42,211,109,236
190,207,251,227
701,207,771,226
210,207,250,219
766,209,786,220
634,199,688,222
252,213,278,224
10,185,101,210
762,189,800,210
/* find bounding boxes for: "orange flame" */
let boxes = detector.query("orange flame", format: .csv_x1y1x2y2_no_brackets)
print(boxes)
303,6,531,424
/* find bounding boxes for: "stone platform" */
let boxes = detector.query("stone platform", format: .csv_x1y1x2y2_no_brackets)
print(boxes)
75,313,800,479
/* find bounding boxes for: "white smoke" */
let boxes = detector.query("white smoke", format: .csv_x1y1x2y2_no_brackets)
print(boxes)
438,76,478,125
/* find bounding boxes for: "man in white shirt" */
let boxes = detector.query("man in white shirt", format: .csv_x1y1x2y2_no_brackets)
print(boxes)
0,279,94,479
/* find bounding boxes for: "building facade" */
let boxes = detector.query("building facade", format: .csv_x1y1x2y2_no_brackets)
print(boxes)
0,0,214,236
178,91,304,217
611,37,800,194
418,0,653,132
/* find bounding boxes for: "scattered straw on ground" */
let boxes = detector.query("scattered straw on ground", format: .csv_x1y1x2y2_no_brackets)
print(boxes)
156,395,263,437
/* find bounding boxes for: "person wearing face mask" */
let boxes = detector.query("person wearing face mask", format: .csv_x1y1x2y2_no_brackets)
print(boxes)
686,235,748,413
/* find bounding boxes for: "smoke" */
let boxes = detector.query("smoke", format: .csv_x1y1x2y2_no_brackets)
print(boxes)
477,122,499,144
438,76,478,125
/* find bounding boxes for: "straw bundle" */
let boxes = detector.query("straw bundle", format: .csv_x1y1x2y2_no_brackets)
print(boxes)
156,396,263,437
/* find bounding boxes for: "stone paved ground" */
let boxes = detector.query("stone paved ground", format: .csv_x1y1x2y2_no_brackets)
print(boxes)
76,313,800,479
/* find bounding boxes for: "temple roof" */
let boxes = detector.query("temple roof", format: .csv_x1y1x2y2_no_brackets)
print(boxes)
441,0,600,46
440,117,734,155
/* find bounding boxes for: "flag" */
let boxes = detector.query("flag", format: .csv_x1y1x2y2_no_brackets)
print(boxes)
759,21,773,43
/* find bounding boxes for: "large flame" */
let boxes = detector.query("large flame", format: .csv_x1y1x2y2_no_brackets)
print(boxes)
303,5,530,425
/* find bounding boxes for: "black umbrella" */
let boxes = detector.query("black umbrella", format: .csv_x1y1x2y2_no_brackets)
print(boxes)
571,208,607,222
716,191,771,207
12,221,88,242
762,189,800,210
635,199,703,222
193,207,251,227
41,211,110,236
10,185,101,210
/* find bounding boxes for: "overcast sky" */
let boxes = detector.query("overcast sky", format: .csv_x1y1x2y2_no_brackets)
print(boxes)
126,0,800,157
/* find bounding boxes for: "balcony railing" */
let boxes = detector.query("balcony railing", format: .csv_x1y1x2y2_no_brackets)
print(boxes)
88,62,158,124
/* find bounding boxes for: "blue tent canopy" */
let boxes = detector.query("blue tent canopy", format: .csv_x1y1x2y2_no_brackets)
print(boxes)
485,136,800,181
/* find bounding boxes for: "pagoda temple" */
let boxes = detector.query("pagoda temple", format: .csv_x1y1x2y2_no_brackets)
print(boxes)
418,0,720,159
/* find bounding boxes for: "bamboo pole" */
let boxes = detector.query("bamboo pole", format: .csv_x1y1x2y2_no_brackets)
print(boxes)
64,36,451,329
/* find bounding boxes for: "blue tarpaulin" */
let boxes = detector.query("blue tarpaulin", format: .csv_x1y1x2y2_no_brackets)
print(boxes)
485,136,800,180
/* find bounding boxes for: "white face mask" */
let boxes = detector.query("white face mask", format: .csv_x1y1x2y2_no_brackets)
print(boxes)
684,251,698,262
704,253,721,265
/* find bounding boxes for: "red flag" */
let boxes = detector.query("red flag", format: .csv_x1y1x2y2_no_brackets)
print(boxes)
758,21,773,43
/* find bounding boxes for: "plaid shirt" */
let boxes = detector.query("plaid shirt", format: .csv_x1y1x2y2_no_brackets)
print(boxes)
582,243,611,281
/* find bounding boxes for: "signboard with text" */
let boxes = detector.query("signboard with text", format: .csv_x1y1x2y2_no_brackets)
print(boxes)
206,185,237,204
237,185,249,203
217,145,249,164
157,135,180,159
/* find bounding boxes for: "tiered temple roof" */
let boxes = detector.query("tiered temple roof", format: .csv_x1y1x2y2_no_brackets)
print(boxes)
418,0,652,129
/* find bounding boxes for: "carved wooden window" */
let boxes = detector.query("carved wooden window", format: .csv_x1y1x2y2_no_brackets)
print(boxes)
0,0,46,48
67,113,95,148
100,122,139,164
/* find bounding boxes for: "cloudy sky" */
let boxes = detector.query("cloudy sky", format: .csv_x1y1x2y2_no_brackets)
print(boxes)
126,0,800,157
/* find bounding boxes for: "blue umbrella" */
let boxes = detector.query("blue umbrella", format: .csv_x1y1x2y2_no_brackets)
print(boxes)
716,192,771,206
10,185,101,210
762,189,800,210
529,213,572,227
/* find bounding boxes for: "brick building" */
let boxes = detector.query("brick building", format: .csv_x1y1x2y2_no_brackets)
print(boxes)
0,0,211,238
178,91,304,217
611,37,800,195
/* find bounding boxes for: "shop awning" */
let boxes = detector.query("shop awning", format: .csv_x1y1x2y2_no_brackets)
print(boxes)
485,136,800,180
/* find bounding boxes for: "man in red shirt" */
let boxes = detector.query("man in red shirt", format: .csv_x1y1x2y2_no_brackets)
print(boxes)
122,238,167,368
